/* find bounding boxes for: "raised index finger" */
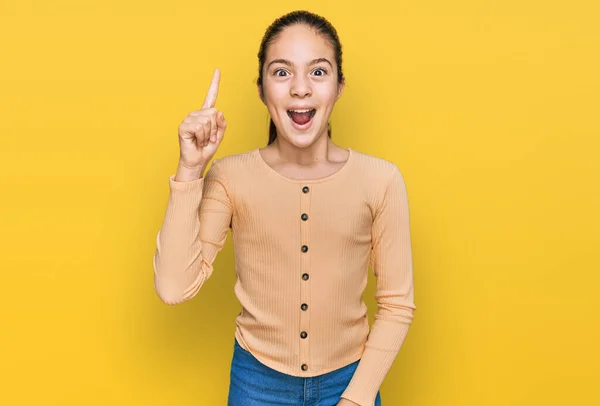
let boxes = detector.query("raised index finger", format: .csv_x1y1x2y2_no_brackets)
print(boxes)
202,68,221,109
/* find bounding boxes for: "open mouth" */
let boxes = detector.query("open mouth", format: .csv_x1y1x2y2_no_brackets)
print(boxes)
286,109,316,127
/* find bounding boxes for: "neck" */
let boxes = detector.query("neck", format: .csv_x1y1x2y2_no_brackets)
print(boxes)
272,133,334,167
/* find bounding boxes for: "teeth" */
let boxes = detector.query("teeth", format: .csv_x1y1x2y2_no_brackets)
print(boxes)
286,109,316,121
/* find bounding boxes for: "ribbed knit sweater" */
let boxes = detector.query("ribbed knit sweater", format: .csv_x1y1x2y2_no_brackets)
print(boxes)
153,147,417,406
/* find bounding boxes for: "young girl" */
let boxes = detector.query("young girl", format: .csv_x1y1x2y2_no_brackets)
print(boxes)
153,10,416,406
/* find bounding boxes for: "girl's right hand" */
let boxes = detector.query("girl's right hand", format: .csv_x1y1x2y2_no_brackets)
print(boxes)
178,68,227,169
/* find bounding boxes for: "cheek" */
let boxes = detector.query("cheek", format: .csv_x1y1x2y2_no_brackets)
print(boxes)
314,83,338,103
264,85,288,112
264,79,286,98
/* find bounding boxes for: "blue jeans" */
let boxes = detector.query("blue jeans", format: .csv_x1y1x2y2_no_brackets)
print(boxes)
228,338,382,406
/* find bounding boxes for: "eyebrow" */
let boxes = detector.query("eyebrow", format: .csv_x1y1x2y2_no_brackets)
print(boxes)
266,58,333,70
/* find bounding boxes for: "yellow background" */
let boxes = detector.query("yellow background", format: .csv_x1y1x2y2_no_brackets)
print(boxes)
1,1,599,405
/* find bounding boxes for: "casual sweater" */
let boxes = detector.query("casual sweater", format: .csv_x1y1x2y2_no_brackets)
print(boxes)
153,147,417,406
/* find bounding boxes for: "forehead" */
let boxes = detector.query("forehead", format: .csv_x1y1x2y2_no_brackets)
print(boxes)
266,24,335,62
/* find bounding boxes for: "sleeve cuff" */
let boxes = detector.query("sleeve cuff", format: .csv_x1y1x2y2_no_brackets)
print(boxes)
340,322,411,405
168,174,204,191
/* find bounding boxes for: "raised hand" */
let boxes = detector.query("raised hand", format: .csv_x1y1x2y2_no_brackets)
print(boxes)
177,68,227,171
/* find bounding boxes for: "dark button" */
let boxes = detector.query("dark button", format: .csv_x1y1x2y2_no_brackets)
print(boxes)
301,245,308,253
301,303,308,311
302,186,309,194
301,364,308,371
300,331,308,339
301,213,308,221
302,273,309,280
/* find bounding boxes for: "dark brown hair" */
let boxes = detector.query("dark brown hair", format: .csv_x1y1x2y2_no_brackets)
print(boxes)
256,10,345,145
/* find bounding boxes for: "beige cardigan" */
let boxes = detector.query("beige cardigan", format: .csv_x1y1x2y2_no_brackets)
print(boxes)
153,147,416,405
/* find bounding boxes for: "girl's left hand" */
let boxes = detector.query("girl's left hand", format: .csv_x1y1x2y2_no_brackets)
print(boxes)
337,399,360,406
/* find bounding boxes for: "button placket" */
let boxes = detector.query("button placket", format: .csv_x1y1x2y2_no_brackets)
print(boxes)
299,184,311,372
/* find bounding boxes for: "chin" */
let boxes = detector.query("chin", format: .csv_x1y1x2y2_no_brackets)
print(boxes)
282,127,325,148
283,119,327,146
291,136,318,148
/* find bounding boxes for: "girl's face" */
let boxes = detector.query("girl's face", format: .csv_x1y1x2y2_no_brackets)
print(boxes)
260,24,344,148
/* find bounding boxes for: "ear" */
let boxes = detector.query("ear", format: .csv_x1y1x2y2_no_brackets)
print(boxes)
258,85,265,104
335,78,345,101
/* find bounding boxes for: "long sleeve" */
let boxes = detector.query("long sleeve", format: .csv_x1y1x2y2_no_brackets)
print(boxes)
340,165,417,405
153,160,233,305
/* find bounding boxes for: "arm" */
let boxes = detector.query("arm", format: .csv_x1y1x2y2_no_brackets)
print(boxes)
340,165,417,405
153,160,232,305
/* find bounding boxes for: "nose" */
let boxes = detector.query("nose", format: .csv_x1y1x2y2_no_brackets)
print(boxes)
290,74,312,98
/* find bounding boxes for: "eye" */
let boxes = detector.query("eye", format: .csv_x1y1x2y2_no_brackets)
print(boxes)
312,68,327,76
274,69,288,77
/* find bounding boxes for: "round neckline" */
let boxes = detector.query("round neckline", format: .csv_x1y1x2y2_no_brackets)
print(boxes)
253,147,353,184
